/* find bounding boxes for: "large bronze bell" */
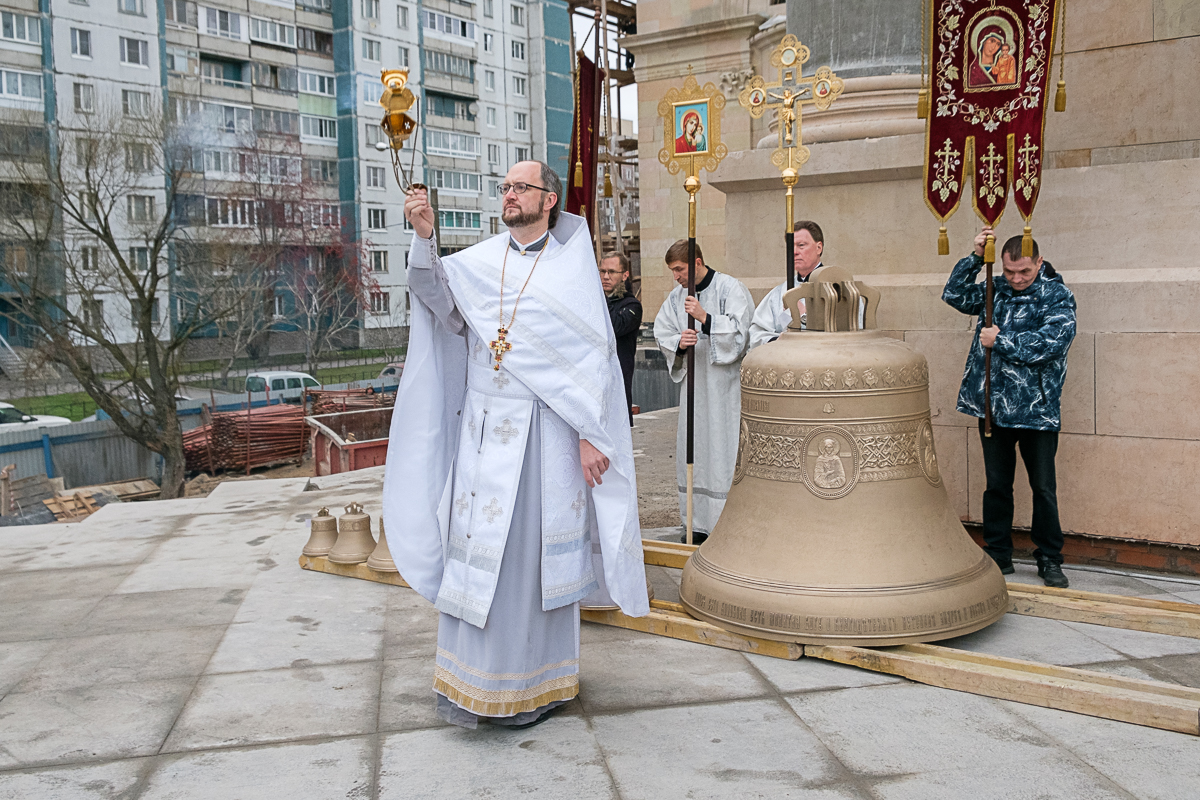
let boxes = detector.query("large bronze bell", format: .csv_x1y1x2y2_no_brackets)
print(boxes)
366,519,398,573
680,267,1008,645
302,507,339,557
328,502,377,564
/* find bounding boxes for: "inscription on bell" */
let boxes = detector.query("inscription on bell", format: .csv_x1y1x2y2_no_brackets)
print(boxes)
743,397,770,414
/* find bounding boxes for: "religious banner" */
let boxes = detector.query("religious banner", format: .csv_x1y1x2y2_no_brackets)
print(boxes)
567,52,599,229
923,0,1064,253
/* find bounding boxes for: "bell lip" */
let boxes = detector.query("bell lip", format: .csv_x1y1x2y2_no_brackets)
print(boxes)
301,545,334,557
365,557,399,572
327,552,373,564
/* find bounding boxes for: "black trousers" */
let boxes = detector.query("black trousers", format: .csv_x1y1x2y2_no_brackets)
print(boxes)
978,420,1064,565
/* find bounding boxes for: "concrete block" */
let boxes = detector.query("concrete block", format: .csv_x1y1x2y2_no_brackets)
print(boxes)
1096,333,1200,440
935,612,1124,667
0,564,131,602
0,640,54,696
72,587,245,637
162,661,381,752
1059,620,1200,660
384,588,439,662
904,330,975,426
1061,333,1096,436
378,657,445,732
745,654,905,695
0,596,106,645
1154,0,1200,39
1068,0,1153,51
9,536,162,574
0,759,147,800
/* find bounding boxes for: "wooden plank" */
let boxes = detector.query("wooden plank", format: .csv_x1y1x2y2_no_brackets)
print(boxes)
1009,582,1200,612
1007,585,1200,640
807,643,1200,736
299,554,411,588
642,539,697,570
581,606,803,660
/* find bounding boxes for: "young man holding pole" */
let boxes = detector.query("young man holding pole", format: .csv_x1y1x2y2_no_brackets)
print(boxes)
943,227,1076,588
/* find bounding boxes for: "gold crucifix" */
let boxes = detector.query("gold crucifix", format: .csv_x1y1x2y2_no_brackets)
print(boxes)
489,327,513,370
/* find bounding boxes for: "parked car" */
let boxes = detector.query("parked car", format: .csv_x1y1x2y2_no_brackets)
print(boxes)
245,371,321,394
377,362,405,382
0,402,72,430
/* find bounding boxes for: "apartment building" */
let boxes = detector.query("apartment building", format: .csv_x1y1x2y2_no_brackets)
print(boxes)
0,0,572,350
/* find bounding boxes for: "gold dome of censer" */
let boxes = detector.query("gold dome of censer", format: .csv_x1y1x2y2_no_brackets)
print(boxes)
680,267,1008,645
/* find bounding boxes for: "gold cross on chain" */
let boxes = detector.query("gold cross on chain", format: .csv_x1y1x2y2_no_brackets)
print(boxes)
489,327,513,370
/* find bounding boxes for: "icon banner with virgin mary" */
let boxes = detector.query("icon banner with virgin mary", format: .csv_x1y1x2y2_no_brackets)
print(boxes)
923,0,1061,229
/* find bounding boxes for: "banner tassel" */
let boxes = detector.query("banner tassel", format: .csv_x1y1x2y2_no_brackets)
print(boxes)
1022,225,1034,258
917,88,929,120
983,234,996,264
603,169,613,198
573,160,584,188
937,225,949,256
1054,80,1066,112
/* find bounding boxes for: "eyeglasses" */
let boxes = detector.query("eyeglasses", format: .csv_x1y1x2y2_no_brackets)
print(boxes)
498,182,550,196
599,269,625,276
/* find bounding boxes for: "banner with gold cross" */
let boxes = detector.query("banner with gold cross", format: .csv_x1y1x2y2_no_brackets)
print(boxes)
923,0,1065,253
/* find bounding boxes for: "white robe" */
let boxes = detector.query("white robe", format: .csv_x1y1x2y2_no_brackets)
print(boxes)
652,271,753,534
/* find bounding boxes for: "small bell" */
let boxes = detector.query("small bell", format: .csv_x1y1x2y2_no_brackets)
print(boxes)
603,170,613,198
937,225,949,256
328,502,377,564
1021,225,1034,258
573,160,584,187
1054,80,1066,112
302,507,338,557
366,519,398,573
917,88,929,120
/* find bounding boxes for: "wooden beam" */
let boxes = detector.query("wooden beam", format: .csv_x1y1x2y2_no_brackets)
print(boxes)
642,538,696,570
299,554,410,589
1007,584,1200,640
581,605,803,660
807,643,1200,736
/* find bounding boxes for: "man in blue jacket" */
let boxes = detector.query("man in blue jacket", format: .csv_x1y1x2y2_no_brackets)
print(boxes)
943,227,1076,588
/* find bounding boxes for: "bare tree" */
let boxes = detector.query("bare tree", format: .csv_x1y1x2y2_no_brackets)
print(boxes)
280,241,374,376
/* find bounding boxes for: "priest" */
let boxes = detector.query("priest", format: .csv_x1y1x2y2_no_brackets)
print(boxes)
749,220,825,348
652,240,754,544
384,161,649,730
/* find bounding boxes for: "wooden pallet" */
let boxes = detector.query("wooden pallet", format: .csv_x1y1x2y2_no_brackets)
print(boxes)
43,492,101,521
298,554,411,588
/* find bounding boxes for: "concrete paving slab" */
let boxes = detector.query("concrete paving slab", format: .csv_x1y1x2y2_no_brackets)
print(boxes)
73,587,245,637
0,640,54,696
13,625,225,692
204,477,313,502
1061,619,1200,659
0,678,195,768
592,698,860,800
378,657,446,732
162,661,381,752
383,590,439,662
137,530,277,563
746,654,907,694
0,564,133,601
139,737,374,800
112,554,268,594
1028,567,1176,597
0,596,106,644
0,758,148,800
1140,653,1200,688
867,760,1131,800
55,516,184,543
9,536,162,573
377,716,617,800
936,611,1127,666
1002,700,1200,800
0,524,71,555
578,633,771,713
82,498,205,523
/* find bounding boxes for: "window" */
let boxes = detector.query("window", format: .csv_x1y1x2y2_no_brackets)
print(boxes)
128,195,155,223
364,124,385,147
250,18,296,48
209,103,253,133
305,158,338,184
367,208,386,230
363,79,383,104
422,9,475,41
120,38,149,66
486,107,496,127
297,27,333,55
431,169,481,193
427,51,474,81
369,250,388,272
370,290,389,314
301,115,337,141
484,70,495,91
297,0,332,11
514,111,527,132
75,138,97,167
510,4,524,25
205,9,242,39
489,216,500,234
483,0,493,17
166,47,199,75
299,71,336,96
82,299,103,328
511,41,525,61
273,294,285,318
2,245,29,275
362,0,379,19
80,246,100,272
130,298,160,323
165,0,195,27
514,145,529,161
72,83,94,113
487,143,500,164
70,29,91,58
438,210,481,229
122,90,151,118
206,197,255,226
426,129,481,157
483,33,493,52
362,38,381,61
398,46,409,67
487,179,498,198
1,70,40,101
366,166,385,188
117,0,144,15
426,93,475,121
201,59,245,88
252,63,298,92
397,5,409,28
310,203,339,227
125,143,152,172
252,107,298,135
128,246,151,271
513,76,526,96
1,12,41,43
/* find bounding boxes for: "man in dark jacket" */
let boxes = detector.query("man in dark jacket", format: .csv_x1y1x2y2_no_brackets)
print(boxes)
600,252,642,424
943,227,1076,588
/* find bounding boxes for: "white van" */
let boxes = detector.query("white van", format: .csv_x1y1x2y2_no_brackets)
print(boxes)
245,371,321,394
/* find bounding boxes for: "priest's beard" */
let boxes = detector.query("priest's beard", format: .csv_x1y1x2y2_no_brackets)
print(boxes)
502,203,545,229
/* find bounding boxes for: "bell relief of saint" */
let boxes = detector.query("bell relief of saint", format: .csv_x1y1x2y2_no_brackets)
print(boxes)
814,437,847,489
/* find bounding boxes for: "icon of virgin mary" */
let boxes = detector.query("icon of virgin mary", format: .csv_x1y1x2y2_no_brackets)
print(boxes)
969,20,1018,88
675,110,707,154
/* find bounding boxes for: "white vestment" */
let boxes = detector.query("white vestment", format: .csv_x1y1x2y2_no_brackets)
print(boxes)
652,271,753,534
382,212,647,722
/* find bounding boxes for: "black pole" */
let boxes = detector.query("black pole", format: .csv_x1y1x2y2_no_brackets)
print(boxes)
686,237,695,467
785,230,795,291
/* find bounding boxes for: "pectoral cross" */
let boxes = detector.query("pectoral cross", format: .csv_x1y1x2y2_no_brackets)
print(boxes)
489,327,513,371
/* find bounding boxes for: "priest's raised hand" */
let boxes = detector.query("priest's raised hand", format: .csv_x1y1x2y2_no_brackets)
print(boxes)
403,187,435,239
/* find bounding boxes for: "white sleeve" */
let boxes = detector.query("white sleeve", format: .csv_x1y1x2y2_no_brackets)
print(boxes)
407,233,466,336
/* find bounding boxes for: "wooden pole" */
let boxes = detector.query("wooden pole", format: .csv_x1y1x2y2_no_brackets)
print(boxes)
983,232,995,437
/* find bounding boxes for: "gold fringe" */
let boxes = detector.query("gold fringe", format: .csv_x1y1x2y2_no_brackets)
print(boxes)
917,88,929,120
434,672,579,717
1054,80,1066,112
1022,225,1034,258
937,225,949,256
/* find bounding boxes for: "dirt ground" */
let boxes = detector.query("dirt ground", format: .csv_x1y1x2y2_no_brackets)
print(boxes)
184,407,686,531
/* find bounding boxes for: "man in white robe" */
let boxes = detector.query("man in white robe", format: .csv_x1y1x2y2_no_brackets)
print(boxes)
652,240,753,543
384,161,648,729
749,220,825,349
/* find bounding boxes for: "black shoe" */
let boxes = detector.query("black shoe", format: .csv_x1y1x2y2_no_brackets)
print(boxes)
680,531,708,545
1039,560,1069,588
499,704,562,730
995,560,1015,575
